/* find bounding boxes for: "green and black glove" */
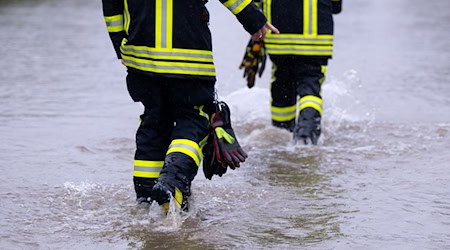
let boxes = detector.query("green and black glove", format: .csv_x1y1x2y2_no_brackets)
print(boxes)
239,39,267,88
202,101,248,180
202,137,227,180
210,102,248,169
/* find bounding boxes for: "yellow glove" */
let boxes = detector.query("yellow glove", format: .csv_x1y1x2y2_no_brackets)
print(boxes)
239,39,267,88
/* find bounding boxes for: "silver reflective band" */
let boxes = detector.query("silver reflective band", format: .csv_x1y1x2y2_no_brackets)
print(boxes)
266,37,333,43
308,0,313,35
106,20,123,27
161,0,167,48
272,110,296,117
267,48,332,53
134,167,162,172
121,47,213,60
123,59,215,73
169,143,201,161
300,100,323,108
228,0,247,12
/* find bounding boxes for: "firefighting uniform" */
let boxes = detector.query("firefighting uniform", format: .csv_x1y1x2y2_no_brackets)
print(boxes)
256,0,341,131
102,0,267,201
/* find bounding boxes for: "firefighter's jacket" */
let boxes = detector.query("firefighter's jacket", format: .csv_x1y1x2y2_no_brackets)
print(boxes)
256,0,342,59
102,0,267,80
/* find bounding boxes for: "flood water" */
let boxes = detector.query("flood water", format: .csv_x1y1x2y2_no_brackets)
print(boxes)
1,0,449,249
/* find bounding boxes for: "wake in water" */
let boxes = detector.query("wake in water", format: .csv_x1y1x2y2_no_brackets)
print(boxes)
219,69,450,159
220,70,374,147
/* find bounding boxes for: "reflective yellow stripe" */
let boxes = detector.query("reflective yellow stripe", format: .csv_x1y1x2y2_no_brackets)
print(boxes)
303,0,319,36
167,139,202,167
199,134,209,150
155,0,173,48
321,65,328,76
312,0,318,35
299,95,323,115
134,171,160,178
121,54,216,76
263,0,272,26
133,160,164,178
174,188,183,208
106,26,124,33
104,15,123,23
194,105,209,150
161,188,184,212
271,105,297,122
319,65,327,84
265,44,333,56
104,15,124,32
303,0,310,35
194,105,210,120
134,160,164,167
265,34,333,45
223,0,252,14
124,0,130,35
304,0,318,36
162,202,170,213
121,45,214,63
155,0,162,48
271,62,277,84
263,0,330,56
265,34,334,55
166,0,173,48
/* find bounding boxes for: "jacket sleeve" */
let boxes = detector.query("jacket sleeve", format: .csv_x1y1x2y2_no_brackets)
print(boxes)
331,0,342,14
219,0,267,35
102,0,126,59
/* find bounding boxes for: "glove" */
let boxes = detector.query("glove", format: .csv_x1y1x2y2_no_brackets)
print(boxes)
239,39,267,88
202,101,248,180
210,101,248,169
202,136,227,180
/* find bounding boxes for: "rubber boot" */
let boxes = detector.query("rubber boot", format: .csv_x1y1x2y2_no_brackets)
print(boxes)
272,120,295,132
150,153,197,212
134,177,157,204
293,108,321,145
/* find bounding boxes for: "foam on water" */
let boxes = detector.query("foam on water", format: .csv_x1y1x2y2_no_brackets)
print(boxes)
217,69,376,152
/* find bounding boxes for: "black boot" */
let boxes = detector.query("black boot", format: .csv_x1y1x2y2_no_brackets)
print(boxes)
134,177,157,203
293,108,321,145
151,181,189,212
150,153,197,211
272,120,295,132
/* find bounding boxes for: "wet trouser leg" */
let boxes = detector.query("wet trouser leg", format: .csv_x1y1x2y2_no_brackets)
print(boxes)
270,58,297,132
126,70,214,205
294,58,327,115
270,56,328,143
126,72,173,202
293,58,328,144
156,77,214,199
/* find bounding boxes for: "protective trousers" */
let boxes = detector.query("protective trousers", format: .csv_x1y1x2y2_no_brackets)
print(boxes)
126,71,215,200
270,57,328,131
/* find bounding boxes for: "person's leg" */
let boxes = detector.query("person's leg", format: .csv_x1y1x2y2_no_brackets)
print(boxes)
126,72,172,203
293,58,328,144
270,57,297,132
151,78,215,210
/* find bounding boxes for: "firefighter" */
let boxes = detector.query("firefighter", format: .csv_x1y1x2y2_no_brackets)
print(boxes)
102,0,278,210
240,0,342,145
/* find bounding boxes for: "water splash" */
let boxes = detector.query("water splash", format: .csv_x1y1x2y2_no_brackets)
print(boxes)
147,197,196,232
